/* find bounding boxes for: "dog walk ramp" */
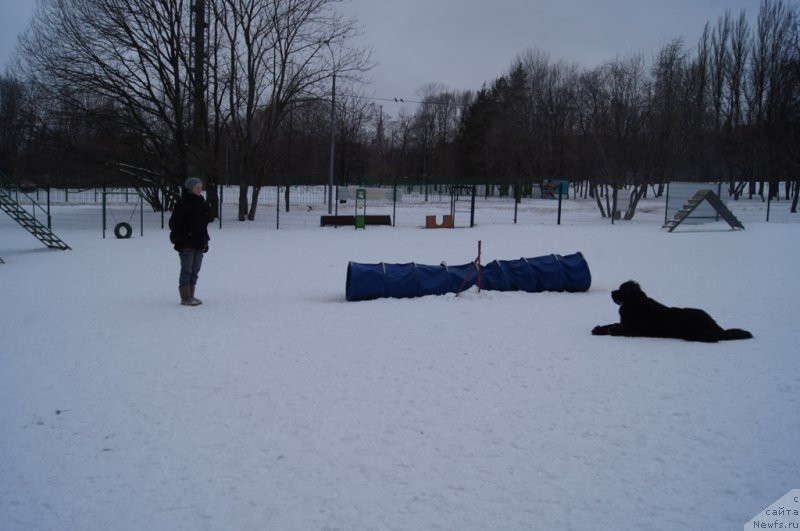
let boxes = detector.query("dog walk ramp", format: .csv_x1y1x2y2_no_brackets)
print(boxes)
663,189,744,232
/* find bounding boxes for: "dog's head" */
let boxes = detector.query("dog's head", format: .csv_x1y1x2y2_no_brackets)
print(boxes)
611,280,648,305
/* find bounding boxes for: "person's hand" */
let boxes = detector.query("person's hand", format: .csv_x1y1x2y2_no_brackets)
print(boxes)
203,244,209,253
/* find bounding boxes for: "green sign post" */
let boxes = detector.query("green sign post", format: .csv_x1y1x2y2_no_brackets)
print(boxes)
355,188,366,229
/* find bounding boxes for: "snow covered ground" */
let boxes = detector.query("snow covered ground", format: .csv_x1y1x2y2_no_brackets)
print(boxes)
1,193,798,530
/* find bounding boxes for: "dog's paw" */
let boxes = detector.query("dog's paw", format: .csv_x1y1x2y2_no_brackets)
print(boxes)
591,325,607,335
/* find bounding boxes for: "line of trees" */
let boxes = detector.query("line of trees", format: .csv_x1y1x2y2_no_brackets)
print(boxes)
455,1,800,217
3,0,371,220
1,0,798,219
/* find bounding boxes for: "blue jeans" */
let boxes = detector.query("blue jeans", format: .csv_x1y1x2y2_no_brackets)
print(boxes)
179,249,204,287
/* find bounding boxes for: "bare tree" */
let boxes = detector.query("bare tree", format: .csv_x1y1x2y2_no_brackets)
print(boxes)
386,109,414,182
536,59,580,180
791,7,800,212
0,76,33,177
710,11,732,130
723,11,751,195
407,83,467,183
747,0,796,201
19,0,196,197
727,11,751,130
649,39,690,183
332,86,375,185
216,0,370,220
588,56,651,219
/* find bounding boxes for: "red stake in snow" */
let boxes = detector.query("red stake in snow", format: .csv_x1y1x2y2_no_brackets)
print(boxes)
456,240,482,297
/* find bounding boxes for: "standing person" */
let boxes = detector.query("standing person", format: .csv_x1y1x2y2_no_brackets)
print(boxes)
169,177,212,306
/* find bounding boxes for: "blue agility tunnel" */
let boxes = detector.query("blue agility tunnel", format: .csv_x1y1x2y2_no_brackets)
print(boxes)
345,252,591,301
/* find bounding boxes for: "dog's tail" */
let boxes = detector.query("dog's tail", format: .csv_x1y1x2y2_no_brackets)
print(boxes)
722,328,753,340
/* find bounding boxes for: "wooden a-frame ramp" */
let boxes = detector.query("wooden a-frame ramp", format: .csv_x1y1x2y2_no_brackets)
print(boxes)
663,189,745,232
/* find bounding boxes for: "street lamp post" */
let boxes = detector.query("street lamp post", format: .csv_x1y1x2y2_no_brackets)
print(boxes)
328,69,336,214
323,40,336,215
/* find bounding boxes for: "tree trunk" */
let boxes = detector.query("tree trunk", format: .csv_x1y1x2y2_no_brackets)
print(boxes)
238,180,248,221
205,184,219,221
653,182,664,197
732,180,746,200
791,177,799,213
247,186,261,220
770,180,780,200
591,182,607,217
623,183,648,220
285,185,290,212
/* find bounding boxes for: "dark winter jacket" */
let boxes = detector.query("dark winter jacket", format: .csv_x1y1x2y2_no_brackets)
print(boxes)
169,191,212,251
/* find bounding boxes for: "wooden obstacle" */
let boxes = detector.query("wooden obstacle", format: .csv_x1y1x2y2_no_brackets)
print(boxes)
320,215,391,227
425,214,454,229
663,189,744,232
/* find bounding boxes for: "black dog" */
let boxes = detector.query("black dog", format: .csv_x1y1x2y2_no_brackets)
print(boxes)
592,280,752,342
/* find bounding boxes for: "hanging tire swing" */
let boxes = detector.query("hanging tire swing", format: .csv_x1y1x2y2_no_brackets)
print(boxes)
114,222,133,239
102,190,143,239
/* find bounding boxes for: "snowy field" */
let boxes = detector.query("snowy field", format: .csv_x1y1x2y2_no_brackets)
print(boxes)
1,193,799,530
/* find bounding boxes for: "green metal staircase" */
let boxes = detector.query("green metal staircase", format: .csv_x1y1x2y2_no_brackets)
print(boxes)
0,174,71,250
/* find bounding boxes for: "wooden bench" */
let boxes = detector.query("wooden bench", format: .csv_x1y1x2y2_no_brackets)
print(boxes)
320,215,392,227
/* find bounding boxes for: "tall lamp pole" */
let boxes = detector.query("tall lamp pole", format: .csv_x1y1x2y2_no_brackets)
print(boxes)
325,41,336,214
328,70,336,214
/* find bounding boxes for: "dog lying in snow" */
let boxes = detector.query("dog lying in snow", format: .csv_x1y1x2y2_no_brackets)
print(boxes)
591,280,752,343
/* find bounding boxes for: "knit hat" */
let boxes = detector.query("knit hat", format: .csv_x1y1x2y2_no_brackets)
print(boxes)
184,177,202,190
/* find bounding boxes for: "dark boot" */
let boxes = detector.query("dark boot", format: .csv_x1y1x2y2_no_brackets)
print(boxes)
179,285,193,306
189,285,203,305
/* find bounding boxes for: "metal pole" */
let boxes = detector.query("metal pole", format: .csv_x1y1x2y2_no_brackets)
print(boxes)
470,185,476,227
514,183,519,224
766,188,772,222
47,183,52,229
161,182,165,230
328,71,336,214
557,183,563,225
611,184,618,225
140,193,143,237
102,189,106,239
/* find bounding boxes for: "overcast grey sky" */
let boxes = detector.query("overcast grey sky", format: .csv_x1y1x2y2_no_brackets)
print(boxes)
2,0,761,113
338,0,760,114
0,0,37,70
